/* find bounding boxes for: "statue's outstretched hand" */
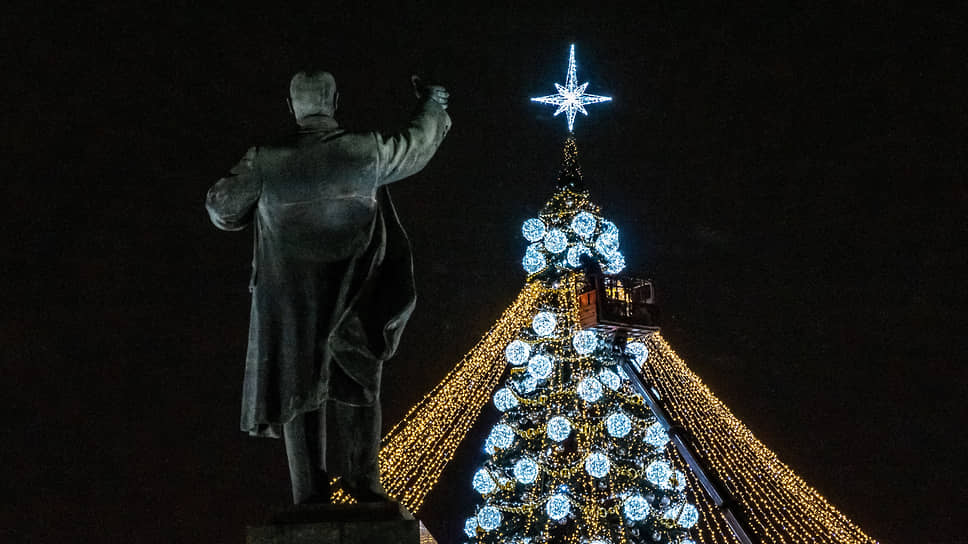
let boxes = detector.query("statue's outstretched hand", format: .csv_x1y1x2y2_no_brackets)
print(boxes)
412,75,449,110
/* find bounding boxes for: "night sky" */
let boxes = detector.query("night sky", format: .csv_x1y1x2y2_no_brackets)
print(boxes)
6,3,967,543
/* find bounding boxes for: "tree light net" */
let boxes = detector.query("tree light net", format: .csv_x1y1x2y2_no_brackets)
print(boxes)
333,278,877,543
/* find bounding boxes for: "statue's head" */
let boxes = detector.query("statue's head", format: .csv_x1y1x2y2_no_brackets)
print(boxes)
288,71,339,124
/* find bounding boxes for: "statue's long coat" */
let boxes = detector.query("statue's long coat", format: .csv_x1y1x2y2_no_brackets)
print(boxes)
206,101,450,467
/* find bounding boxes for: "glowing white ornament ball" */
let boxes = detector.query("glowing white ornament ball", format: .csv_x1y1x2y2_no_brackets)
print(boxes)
522,243,546,274
531,311,557,336
527,354,553,380
505,340,531,365
570,211,597,238
677,503,700,528
484,424,515,454
605,411,632,438
493,387,518,412
577,377,603,403
644,421,670,448
566,244,593,268
472,468,496,495
623,494,651,521
464,516,478,537
544,228,568,254
625,342,649,367
584,452,611,478
546,416,572,442
477,506,502,531
572,330,598,355
646,460,672,486
604,251,625,274
597,368,621,391
513,457,538,485
601,219,619,245
521,218,546,242
545,493,571,520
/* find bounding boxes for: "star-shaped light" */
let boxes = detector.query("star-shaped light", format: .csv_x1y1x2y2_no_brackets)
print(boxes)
531,44,612,132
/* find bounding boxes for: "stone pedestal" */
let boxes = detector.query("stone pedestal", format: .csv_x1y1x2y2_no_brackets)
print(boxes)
247,502,419,544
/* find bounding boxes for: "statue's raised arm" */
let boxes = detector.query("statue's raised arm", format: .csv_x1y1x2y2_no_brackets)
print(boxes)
375,75,451,186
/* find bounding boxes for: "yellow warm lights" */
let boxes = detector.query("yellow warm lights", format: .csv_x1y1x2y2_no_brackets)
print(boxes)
333,272,877,543
641,336,878,544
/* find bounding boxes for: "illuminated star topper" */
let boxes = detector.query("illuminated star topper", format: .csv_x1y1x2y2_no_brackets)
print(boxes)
531,44,612,132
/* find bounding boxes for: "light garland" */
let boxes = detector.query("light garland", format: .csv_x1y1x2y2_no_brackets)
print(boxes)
328,165,878,544
340,276,878,543
636,334,879,543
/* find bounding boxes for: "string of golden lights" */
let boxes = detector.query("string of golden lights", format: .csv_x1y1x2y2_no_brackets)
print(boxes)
640,335,878,544
334,272,877,543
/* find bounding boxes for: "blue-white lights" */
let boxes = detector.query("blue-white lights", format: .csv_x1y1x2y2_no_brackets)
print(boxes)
577,377,604,403
544,228,568,254
605,411,632,438
570,211,597,238
532,311,557,336
646,460,672,487
513,457,539,485
679,504,699,528
604,251,626,274
598,368,621,391
464,516,478,537
596,236,619,257
626,342,649,368
596,220,620,256
572,330,598,355
644,421,670,448
546,416,572,442
477,506,502,531
521,218,546,242
472,468,497,495
493,387,518,412
623,495,651,522
527,354,553,380
516,375,538,395
484,424,515,454
530,44,612,132
566,244,592,268
584,452,611,478
667,503,699,528
601,220,619,245
545,493,571,520
522,243,546,274
505,340,531,366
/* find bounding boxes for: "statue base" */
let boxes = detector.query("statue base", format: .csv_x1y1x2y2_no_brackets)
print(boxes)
246,502,420,544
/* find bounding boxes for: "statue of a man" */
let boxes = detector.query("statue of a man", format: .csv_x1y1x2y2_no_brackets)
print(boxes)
205,71,451,504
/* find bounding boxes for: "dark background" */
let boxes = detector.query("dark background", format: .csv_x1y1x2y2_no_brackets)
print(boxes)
5,2,966,543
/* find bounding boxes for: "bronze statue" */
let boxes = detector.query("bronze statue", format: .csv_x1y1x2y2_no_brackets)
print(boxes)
206,71,451,504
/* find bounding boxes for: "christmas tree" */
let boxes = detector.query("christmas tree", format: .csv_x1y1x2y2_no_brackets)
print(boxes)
335,44,877,544
461,129,699,544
